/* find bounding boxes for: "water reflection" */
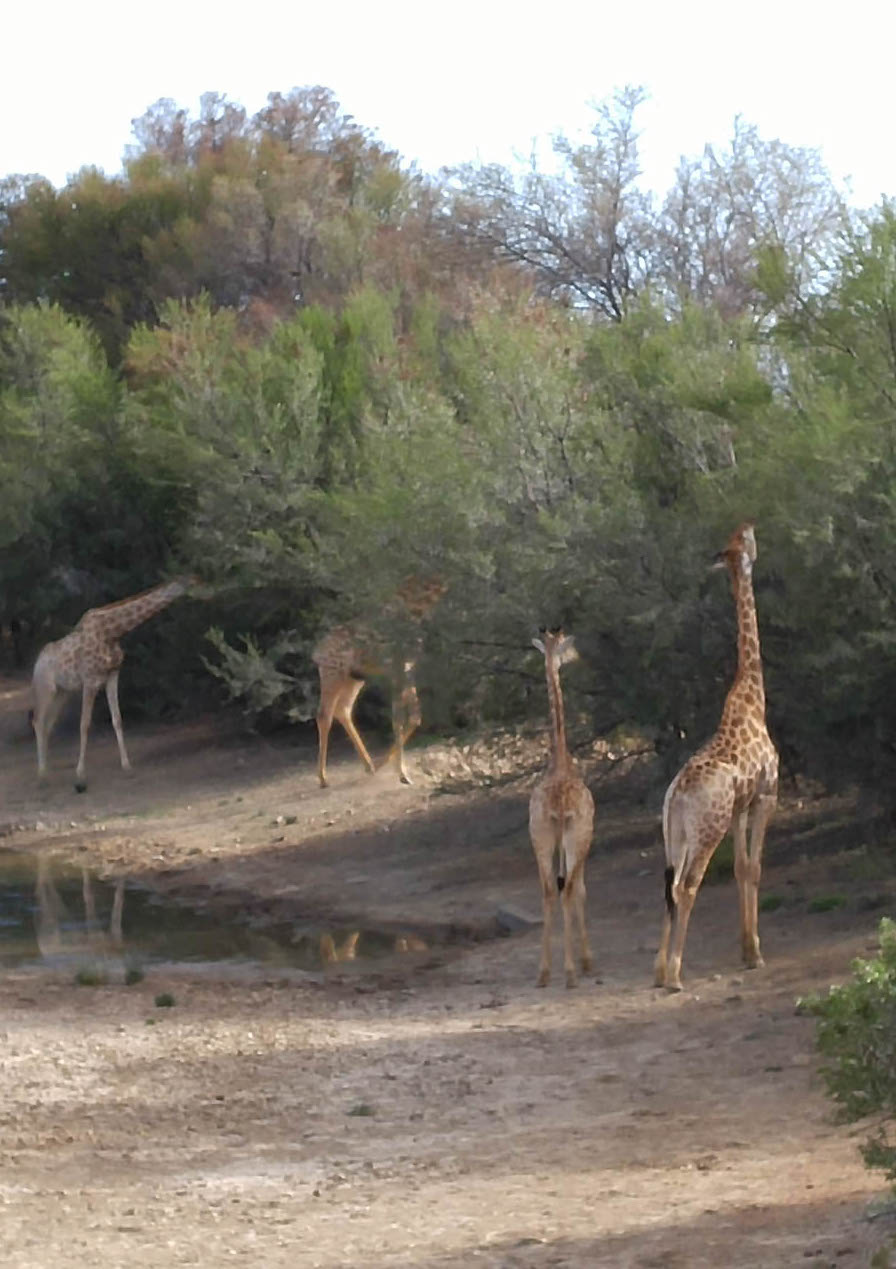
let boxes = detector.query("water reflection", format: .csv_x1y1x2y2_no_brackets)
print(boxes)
35,854,125,972
0,851,429,973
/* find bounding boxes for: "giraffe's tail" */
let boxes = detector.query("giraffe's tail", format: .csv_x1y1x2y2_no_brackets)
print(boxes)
661,775,688,917
552,843,567,893
664,865,676,915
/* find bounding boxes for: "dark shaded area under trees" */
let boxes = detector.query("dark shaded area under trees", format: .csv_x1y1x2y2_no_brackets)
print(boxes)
2,84,896,811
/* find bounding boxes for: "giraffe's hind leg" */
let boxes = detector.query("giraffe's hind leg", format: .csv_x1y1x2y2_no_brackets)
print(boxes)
32,659,64,783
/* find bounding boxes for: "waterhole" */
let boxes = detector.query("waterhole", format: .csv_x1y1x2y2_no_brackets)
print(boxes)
0,850,429,975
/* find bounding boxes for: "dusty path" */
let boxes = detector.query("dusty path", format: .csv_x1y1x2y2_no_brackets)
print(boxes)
0,675,893,1267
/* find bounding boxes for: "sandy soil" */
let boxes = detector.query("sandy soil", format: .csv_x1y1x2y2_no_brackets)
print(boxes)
0,674,894,1268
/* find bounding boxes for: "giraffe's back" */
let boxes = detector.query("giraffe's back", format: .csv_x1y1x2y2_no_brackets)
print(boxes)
313,626,381,679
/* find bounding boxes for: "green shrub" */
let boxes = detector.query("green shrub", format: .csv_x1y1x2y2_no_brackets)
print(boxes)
758,893,784,913
74,966,107,987
807,894,848,914
704,836,734,883
801,918,896,1185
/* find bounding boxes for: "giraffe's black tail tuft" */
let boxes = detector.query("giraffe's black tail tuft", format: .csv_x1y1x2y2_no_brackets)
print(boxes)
552,844,567,893
664,866,675,916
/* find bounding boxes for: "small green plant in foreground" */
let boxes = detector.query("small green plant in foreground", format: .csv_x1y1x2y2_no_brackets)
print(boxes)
800,918,896,1187
124,967,145,986
74,966,107,987
759,893,784,913
705,836,734,883
154,992,176,1008
807,894,848,914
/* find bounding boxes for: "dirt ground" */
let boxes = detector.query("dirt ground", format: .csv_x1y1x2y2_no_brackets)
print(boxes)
1,675,895,1268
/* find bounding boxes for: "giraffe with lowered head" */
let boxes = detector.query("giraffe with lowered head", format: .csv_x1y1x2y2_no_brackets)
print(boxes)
312,576,445,788
529,629,595,988
32,577,196,792
654,522,778,992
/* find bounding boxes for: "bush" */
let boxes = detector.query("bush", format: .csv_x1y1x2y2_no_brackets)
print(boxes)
801,918,896,1186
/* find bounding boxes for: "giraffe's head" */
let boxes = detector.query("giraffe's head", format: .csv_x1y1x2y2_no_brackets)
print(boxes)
714,522,757,576
176,574,215,600
532,627,579,666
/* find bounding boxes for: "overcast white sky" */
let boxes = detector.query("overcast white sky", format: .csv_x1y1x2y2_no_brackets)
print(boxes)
3,0,892,206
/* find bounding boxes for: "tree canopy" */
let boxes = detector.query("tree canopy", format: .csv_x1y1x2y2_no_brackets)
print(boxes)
2,85,895,806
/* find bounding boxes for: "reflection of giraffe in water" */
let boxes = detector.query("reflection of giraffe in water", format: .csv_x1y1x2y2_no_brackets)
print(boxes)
35,854,125,964
318,931,361,964
312,577,445,788
318,930,428,964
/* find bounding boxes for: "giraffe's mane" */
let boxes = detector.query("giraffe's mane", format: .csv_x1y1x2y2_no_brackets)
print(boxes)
98,581,183,612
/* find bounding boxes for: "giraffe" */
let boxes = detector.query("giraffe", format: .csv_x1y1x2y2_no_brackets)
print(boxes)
312,576,445,788
529,629,595,988
654,522,779,992
31,577,196,792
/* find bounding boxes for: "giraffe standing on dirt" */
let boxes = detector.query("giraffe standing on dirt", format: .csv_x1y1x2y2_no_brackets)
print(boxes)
654,523,778,992
312,577,445,788
31,577,196,792
529,629,595,989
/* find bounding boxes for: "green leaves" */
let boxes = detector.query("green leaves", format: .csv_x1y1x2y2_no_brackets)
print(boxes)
802,919,896,1185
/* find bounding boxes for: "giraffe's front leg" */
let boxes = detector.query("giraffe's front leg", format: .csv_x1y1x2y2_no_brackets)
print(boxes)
387,678,420,784
105,672,132,774
741,793,775,968
75,683,99,793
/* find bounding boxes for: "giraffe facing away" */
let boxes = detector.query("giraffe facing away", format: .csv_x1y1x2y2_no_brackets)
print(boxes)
654,522,778,992
529,629,595,989
32,577,196,793
312,576,445,788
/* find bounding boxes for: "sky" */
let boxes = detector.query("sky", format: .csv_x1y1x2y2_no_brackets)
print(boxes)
3,0,894,206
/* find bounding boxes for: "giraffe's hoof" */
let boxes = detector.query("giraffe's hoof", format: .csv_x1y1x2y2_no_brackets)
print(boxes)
665,980,683,994
582,957,593,974
536,971,549,988
399,772,413,786
744,954,765,970
74,780,87,794
565,973,577,990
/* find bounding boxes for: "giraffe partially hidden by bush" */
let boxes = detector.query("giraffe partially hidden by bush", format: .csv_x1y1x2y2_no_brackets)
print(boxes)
312,576,445,788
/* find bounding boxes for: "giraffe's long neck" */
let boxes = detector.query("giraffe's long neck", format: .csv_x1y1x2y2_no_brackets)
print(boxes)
92,581,189,640
545,655,571,771
728,560,765,708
